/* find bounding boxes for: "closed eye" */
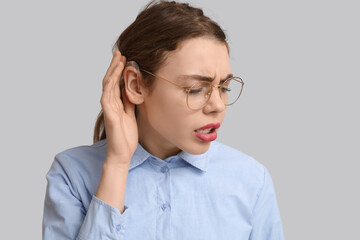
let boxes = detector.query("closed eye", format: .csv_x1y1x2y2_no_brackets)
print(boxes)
222,87,231,93
188,88,206,95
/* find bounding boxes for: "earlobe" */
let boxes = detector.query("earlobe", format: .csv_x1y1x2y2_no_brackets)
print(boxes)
123,66,145,104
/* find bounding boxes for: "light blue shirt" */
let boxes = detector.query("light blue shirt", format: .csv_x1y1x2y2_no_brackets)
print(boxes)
42,139,285,240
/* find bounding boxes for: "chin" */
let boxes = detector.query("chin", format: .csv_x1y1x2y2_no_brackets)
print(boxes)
184,141,211,155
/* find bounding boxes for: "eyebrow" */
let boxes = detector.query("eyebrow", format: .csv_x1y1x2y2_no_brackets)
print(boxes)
176,73,234,83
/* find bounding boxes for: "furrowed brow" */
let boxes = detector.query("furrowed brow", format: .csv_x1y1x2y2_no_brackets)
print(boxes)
177,73,234,83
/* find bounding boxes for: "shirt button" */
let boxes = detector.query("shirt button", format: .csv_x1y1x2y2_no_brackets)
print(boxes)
161,203,169,211
115,224,122,232
160,166,169,173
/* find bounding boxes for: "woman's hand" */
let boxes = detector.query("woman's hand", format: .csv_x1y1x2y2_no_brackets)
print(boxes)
100,50,138,165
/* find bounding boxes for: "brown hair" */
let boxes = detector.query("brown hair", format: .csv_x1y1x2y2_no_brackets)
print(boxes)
93,0,229,143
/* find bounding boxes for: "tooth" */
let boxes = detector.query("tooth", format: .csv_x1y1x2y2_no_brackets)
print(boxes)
197,128,212,133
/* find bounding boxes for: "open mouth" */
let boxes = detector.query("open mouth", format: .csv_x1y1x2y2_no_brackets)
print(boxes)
195,122,220,133
194,127,218,142
195,128,216,134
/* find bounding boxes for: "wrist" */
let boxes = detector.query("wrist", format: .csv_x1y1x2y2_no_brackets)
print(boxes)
103,161,130,172
104,155,131,169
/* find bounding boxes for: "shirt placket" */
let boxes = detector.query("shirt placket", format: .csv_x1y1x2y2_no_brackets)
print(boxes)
156,160,173,240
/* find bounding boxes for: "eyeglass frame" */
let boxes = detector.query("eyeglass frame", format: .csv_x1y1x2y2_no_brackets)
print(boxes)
125,61,244,110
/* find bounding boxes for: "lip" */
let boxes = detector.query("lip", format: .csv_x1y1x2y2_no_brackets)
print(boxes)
195,122,221,131
194,122,221,142
194,130,218,142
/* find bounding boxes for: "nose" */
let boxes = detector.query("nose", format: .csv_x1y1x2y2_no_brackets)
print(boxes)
203,85,226,112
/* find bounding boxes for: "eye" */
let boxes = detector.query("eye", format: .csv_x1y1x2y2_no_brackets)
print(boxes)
221,79,232,93
188,82,209,95
221,87,231,93
189,88,205,95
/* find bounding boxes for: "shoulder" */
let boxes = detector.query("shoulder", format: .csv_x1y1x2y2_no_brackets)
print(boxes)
54,139,107,168
210,141,265,172
49,140,107,185
45,140,108,206
47,140,107,196
209,141,266,185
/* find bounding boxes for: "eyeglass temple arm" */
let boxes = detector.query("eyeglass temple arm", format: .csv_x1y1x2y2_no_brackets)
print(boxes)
126,61,184,89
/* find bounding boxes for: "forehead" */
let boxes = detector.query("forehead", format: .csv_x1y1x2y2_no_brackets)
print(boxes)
157,37,231,81
176,73,234,85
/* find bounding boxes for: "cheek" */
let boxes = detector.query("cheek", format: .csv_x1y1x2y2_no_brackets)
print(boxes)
149,90,192,133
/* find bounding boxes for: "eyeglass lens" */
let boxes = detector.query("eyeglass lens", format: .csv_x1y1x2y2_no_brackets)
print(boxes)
187,78,243,110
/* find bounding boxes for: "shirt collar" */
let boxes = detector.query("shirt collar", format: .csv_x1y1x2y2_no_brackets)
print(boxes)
129,141,215,172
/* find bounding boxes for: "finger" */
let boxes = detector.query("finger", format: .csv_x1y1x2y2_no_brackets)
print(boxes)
102,55,126,95
102,50,122,88
106,55,126,114
105,50,121,78
101,52,127,117
109,56,126,101
114,55,127,90
113,56,126,102
110,55,126,86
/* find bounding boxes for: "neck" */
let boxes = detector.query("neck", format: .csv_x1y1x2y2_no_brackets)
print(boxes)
137,108,181,160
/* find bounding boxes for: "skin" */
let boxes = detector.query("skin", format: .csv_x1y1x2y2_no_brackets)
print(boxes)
96,37,231,212
125,37,230,159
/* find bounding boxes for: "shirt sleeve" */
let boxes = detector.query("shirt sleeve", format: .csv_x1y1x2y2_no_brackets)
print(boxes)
249,166,285,240
42,153,129,240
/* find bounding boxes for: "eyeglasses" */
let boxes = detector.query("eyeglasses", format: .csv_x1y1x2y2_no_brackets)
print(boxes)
126,61,244,110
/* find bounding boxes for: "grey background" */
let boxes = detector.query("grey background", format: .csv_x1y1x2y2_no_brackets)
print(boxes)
1,0,359,239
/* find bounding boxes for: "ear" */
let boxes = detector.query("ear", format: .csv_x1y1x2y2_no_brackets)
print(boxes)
122,65,146,104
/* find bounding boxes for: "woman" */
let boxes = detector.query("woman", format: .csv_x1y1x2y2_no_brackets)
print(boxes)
42,1,285,239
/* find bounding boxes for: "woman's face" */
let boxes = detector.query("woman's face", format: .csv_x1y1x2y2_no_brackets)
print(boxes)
137,37,231,159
